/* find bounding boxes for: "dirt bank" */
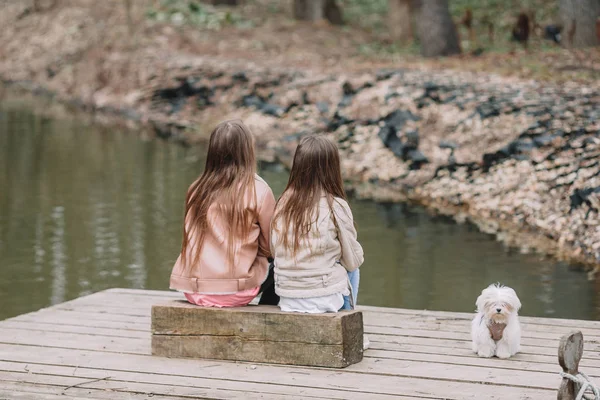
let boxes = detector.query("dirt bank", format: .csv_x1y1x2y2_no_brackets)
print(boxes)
1,1,599,268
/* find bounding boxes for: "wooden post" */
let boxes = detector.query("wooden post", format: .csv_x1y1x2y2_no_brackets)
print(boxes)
151,301,364,368
557,331,584,400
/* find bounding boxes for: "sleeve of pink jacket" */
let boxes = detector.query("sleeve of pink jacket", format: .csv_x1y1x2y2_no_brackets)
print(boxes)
333,198,364,272
257,186,276,259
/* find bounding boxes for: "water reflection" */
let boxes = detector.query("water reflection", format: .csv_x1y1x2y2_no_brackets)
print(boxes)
0,106,596,321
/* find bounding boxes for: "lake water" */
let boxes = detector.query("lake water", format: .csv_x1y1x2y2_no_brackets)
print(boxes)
1,105,597,321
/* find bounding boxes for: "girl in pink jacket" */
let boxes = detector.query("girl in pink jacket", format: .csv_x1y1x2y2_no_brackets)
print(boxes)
170,120,278,307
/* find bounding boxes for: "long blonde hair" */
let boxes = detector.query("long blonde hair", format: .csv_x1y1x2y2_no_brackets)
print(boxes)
272,135,347,257
181,120,257,268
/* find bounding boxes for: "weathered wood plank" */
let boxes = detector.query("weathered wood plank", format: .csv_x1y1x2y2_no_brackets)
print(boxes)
360,306,600,329
9,312,148,331
0,344,554,399
0,370,335,400
10,309,150,324
151,301,364,368
0,320,148,339
0,362,407,400
0,328,149,354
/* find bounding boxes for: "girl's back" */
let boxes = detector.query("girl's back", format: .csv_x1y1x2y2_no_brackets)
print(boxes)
171,175,274,294
270,135,364,311
170,120,275,302
271,195,361,298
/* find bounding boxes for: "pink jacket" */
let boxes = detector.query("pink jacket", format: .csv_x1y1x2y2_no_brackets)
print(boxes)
170,175,276,294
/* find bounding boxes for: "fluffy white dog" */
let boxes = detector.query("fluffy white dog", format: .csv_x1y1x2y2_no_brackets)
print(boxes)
471,283,522,359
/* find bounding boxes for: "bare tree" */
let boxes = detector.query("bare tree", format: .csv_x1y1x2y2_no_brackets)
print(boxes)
388,0,413,43
415,0,461,57
560,0,600,48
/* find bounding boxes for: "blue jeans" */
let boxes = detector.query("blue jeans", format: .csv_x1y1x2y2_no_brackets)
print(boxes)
341,268,360,310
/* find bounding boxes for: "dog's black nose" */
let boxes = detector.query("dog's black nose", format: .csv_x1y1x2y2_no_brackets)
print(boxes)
496,308,502,313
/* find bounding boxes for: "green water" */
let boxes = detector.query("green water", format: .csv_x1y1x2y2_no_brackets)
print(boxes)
0,106,597,321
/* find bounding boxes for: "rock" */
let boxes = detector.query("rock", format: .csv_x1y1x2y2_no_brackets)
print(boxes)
241,93,265,108
405,130,419,147
338,95,353,108
327,111,353,132
261,103,285,117
375,70,396,81
533,134,555,147
570,187,600,211
382,109,419,133
476,102,500,119
232,72,249,83
514,138,534,153
342,81,356,96
439,140,458,150
407,150,429,169
378,126,405,159
316,102,329,114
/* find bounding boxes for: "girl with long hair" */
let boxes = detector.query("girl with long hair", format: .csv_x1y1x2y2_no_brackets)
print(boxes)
270,135,364,314
170,120,278,307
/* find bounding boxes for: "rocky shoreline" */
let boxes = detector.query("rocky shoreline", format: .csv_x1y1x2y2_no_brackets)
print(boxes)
1,1,599,269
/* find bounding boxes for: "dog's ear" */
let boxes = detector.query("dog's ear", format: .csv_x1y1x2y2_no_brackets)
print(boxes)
475,292,486,312
507,288,522,311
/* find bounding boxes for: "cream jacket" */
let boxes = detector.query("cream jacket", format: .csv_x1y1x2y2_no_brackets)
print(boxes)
271,196,364,298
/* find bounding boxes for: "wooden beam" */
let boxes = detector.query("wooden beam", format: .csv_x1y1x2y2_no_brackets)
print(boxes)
151,301,363,368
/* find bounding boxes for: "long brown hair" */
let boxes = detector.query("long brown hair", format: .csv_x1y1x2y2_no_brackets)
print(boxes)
181,120,257,268
272,135,347,257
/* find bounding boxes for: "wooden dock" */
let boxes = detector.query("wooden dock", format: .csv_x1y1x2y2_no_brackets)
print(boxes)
0,288,599,399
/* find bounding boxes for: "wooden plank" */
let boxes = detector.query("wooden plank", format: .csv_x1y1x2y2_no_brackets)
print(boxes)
0,328,149,354
8,312,148,331
0,362,408,400
361,349,600,377
0,344,554,399
9,308,150,324
0,320,148,339
363,313,600,340
360,306,600,330
365,345,600,370
0,370,334,400
153,335,359,368
151,302,364,368
366,325,570,349
367,334,600,360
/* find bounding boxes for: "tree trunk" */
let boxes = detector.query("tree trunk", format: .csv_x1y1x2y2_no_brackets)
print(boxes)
388,0,413,43
294,0,325,22
560,0,600,48
324,0,343,25
415,0,461,57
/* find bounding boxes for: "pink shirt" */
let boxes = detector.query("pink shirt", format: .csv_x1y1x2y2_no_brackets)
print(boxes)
184,286,260,307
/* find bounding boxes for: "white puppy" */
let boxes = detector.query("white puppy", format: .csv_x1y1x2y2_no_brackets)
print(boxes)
471,283,522,359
